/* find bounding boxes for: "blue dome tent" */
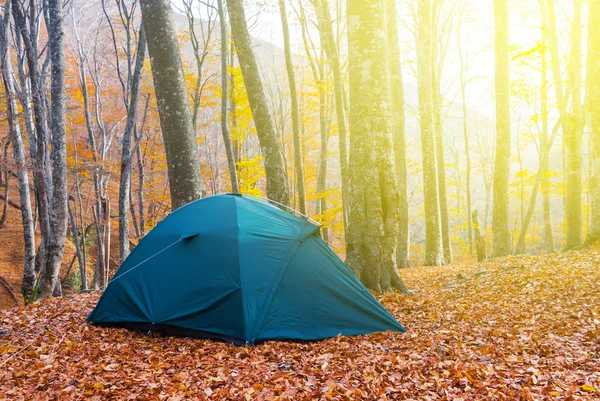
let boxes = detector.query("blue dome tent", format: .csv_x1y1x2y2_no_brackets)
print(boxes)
87,194,405,344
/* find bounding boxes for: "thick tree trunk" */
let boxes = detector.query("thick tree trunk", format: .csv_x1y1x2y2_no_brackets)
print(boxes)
37,0,69,298
387,0,410,268
417,0,444,266
217,0,239,194
118,24,146,263
279,0,306,214
346,0,410,293
491,0,512,257
586,0,600,245
140,0,203,210
227,0,289,206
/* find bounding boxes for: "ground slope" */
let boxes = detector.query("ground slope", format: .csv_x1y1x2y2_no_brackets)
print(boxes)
0,248,599,400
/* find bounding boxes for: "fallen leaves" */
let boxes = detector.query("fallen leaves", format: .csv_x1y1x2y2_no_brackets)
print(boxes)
1,247,600,400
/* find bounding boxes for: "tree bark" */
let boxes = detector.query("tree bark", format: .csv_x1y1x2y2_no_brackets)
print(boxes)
586,0,600,245
491,0,512,257
118,24,146,263
217,0,239,194
417,0,444,266
227,0,290,206
564,0,584,249
387,0,410,268
140,0,203,210
540,33,555,252
346,0,410,293
37,0,69,298
279,0,306,214
0,22,36,298
312,0,350,249
473,210,486,262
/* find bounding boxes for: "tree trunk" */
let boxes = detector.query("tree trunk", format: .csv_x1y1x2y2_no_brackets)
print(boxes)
279,0,306,214
458,31,473,255
491,0,512,257
515,120,560,253
118,24,146,263
140,0,203,210
1,26,36,298
217,0,239,194
540,33,555,252
12,0,53,292
227,0,290,206
38,0,69,298
432,69,451,264
387,0,410,268
313,0,350,250
346,0,410,294
417,0,444,266
586,0,600,245
0,142,9,228
473,210,486,262
564,0,583,249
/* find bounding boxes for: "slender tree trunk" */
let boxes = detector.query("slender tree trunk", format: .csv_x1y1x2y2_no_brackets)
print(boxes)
0,30,36,298
387,0,410,268
491,0,512,257
279,0,306,214
432,71,451,263
12,0,53,290
0,142,9,227
140,0,203,210
118,24,146,263
473,210,486,262
217,0,239,194
316,53,329,243
227,0,290,206
417,0,444,266
586,0,600,245
313,0,349,249
134,127,145,236
346,0,410,293
564,0,583,249
458,36,473,255
515,120,560,253
540,34,555,252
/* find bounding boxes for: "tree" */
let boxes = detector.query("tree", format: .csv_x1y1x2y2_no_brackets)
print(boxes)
491,0,512,257
39,0,69,298
417,0,444,266
279,0,306,214
217,0,239,194
227,0,290,206
139,0,203,210
586,0,600,245
312,0,350,247
346,0,410,293
0,0,35,299
386,0,410,268
564,0,584,249
118,24,146,262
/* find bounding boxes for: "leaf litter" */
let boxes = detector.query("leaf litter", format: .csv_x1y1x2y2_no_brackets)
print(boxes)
1,247,599,400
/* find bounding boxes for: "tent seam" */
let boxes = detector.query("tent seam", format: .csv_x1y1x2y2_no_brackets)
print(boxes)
249,229,318,344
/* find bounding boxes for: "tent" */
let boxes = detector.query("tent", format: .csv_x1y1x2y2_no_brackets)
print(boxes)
87,194,405,344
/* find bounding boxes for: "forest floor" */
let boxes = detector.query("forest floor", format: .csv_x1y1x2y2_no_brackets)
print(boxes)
0,247,599,400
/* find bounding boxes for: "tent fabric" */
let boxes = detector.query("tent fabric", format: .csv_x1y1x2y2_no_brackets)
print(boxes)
87,194,405,344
